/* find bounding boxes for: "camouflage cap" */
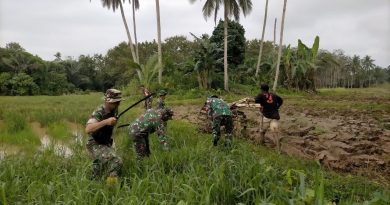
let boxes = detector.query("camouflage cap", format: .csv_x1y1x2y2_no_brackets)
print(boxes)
104,89,122,103
158,89,168,96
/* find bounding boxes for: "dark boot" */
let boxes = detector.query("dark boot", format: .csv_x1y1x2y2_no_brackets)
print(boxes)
213,138,218,146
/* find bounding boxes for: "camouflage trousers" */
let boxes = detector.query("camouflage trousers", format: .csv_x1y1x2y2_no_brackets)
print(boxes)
132,132,168,160
86,138,123,178
144,98,153,110
132,132,151,160
212,115,233,145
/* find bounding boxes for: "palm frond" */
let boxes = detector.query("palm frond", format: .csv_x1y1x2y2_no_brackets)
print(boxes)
238,0,252,16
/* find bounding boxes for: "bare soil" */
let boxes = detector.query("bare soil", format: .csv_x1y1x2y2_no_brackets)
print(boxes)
173,101,390,184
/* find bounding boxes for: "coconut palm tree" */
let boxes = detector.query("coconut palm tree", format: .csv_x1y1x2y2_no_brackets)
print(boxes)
347,55,362,88
93,0,137,63
273,18,277,46
190,0,253,91
362,55,375,87
272,0,287,92
255,0,269,77
129,0,140,63
155,0,163,84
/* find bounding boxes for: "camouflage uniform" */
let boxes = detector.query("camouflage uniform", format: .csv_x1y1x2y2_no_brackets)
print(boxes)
204,97,233,146
86,89,123,178
128,109,170,159
157,90,167,109
157,98,165,109
142,88,153,110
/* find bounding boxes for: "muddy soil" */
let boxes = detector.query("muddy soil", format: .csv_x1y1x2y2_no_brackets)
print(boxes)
173,103,390,184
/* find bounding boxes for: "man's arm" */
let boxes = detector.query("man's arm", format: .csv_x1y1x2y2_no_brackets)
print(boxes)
254,94,262,104
276,95,283,108
85,117,117,134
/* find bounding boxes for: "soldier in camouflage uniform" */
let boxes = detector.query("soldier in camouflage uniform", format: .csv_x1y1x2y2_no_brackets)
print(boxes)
128,107,173,159
85,89,123,183
140,85,153,110
157,89,167,109
203,96,233,146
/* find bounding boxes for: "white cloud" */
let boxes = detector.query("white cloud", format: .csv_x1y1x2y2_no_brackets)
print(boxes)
0,0,389,67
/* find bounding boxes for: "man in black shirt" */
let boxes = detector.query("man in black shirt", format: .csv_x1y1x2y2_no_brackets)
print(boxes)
255,84,283,151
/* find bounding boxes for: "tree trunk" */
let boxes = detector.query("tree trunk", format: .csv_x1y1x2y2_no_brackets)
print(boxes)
272,0,287,92
197,71,203,89
132,0,139,63
255,0,269,78
223,5,229,91
343,70,346,88
203,70,209,89
119,2,137,63
155,0,163,84
368,70,371,87
273,18,277,46
136,69,142,82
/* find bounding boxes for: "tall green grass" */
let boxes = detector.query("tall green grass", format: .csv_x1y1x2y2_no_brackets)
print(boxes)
47,122,71,141
0,112,40,153
0,91,389,204
1,120,388,204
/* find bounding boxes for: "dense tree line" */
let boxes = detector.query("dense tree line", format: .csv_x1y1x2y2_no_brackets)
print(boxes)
0,21,388,96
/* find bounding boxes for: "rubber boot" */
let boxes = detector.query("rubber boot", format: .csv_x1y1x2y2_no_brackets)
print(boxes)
106,176,118,187
213,138,218,146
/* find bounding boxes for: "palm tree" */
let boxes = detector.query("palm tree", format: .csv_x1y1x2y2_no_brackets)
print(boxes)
273,18,277,46
362,55,375,87
129,0,140,63
129,55,159,88
349,55,361,88
255,0,269,77
155,0,163,84
190,0,253,91
94,0,137,63
272,0,287,92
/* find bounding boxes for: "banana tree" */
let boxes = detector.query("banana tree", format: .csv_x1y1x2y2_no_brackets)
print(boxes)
281,36,320,91
191,33,222,89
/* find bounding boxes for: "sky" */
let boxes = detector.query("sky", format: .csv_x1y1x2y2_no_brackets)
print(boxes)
0,0,389,67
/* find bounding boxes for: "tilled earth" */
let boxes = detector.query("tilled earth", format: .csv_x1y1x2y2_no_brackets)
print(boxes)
173,101,390,184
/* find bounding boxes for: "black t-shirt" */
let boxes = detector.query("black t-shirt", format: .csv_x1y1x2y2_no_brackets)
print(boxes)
89,106,116,145
255,92,283,120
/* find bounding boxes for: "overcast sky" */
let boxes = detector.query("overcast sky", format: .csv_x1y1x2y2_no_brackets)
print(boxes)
0,0,389,67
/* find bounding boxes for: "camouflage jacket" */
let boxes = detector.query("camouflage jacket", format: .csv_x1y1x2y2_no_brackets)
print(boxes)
205,97,232,119
128,109,166,138
87,105,118,145
143,88,153,109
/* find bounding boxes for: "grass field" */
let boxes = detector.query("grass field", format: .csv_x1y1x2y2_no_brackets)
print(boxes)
0,87,389,204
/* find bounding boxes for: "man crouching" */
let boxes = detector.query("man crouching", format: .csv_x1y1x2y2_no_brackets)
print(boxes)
85,89,123,185
203,95,233,147
128,108,174,159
